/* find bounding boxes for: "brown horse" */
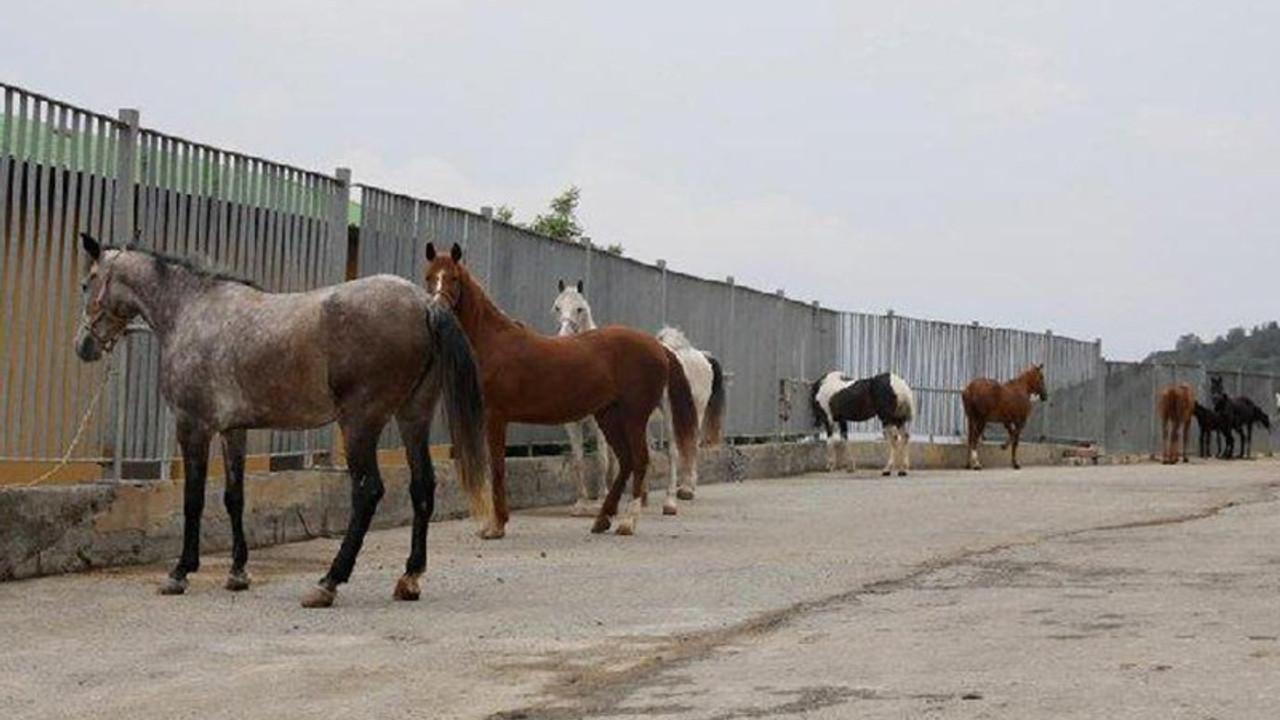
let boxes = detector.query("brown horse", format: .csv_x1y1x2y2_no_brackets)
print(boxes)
423,242,699,538
1157,384,1194,464
961,364,1047,470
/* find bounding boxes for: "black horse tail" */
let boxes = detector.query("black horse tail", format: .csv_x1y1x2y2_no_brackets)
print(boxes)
701,353,726,446
665,348,699,481
1255,406,1272,431
427,302,492,526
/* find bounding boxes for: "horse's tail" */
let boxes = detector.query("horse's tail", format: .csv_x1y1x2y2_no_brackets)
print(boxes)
665,348,699,479
1255,405,1272,430
701,353,726,446
427,302,493,526
890,373,916,424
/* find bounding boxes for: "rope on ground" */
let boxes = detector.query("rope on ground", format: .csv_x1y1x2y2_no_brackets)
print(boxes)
21,357,117,488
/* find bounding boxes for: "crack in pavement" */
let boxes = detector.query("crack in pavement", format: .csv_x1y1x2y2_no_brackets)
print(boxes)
488,481,1280,720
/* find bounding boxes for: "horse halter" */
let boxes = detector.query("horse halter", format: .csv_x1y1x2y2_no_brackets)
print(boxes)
82,264,131,353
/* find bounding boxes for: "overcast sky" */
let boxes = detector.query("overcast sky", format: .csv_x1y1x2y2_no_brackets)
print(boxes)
9,1,1279,360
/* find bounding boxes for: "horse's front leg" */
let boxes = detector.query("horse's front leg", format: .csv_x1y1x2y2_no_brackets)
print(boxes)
565,420,594,517
481,417,510,539
221,428,250,591
162,418,213,595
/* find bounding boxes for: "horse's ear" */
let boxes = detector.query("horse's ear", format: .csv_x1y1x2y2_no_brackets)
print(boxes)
81,233,101,261
577,279,584,293
558,279,565,292
450,243,463,262
425,242,437,261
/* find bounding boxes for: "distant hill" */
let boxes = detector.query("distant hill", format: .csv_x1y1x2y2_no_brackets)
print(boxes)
1145,322,1280,375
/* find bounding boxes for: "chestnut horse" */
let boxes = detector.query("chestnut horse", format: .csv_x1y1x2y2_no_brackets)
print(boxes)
961,364,1047,470
1157,384,1194,464
423,243,699,538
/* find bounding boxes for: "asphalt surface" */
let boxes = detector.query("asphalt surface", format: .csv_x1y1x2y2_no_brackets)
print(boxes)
3,460,1279,719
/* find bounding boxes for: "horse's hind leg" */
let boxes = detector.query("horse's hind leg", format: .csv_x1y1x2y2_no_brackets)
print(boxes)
162,417,213,595
880,426,896,476
1181,419,1191,462
221,429,250,591
617,416,651,536
302,423,386,608
1008,424,1022,470
966,419,985,470
591,406,633,534
393,416,435,601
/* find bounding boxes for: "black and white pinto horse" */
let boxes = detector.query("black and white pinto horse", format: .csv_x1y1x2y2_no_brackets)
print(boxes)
811,371,915,476
1209,376,1272,459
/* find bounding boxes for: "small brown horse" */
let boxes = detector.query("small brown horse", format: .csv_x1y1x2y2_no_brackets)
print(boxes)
1157,384,1194,464
423,242,699,538
961,364,1047,470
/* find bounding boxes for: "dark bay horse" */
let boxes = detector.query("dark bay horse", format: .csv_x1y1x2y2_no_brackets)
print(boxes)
1209,376,1271,459
810,371,915,476
1192,402,1229,459
1157,384,1194,464
423,242,699,538
961,364,1047,470
75,235,489,608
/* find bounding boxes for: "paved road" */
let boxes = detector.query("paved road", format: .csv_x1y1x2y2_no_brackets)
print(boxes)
3,461,1279,719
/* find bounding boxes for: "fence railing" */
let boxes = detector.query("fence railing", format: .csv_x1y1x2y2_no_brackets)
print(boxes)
2,80,1111,484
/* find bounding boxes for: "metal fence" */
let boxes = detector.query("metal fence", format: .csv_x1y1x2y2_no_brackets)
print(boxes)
1105,361,1277,457
834,313,1104,444
2,80,1114,484
1,81,348,481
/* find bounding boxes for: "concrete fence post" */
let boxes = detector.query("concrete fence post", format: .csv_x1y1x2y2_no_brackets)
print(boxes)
110,108,140,481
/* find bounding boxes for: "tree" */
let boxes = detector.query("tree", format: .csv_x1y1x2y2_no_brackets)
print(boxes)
528,185,583,242
494,205,516,224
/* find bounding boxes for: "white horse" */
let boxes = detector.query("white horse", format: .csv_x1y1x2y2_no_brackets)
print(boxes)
553,281,726,515
552,280,616,516
811,370,915,476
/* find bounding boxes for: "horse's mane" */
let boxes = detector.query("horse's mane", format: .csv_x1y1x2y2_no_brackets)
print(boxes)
107,244,262,290
656,326,692,350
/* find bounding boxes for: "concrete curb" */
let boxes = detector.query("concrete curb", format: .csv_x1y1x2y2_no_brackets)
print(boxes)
1,440,1082,581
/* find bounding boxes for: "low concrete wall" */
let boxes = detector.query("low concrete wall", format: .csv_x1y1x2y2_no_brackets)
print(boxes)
0,440,1082,582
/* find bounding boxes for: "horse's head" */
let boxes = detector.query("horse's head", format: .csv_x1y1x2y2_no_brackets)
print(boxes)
1209,375,1225,399
74,234,138,362
1027,363,1048,401
553,279,593,336
424,241,468,311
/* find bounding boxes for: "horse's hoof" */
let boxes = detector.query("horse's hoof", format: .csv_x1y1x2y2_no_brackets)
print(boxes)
301,585,337,608
158,577,188,596
676,487,694,501
1012,464,1021,470
224,572,250,592
569,501,595,518
897,471,908,477
615,519,636,536
591,516,611,534
662,501,678,516
881,470,891,477
479,524,506,540
393,575,421,602
970,466,982,471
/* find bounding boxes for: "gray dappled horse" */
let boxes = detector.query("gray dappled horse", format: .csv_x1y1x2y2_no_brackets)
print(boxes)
74,234,489,608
